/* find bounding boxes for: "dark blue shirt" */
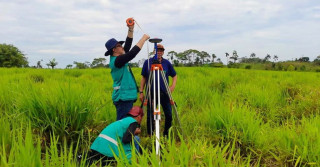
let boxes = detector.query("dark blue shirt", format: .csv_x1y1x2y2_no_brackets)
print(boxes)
141,57,176,92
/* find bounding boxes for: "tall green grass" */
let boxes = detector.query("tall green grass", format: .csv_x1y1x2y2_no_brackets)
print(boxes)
1,67,320,166
16,81,97,140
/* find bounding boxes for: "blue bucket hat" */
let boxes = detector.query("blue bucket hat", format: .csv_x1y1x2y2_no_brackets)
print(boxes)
104,38,124,56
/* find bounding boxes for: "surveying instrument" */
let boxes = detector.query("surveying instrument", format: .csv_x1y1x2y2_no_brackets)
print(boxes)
142,38,183,160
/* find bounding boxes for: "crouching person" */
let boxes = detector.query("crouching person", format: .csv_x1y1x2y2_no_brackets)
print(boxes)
87,106,144,166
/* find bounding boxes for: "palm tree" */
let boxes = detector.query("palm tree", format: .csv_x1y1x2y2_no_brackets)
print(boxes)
232,50,238,63
46,58,58,69
167,51,177,63
250,53,256,58
36,59,43,68
273,55,278,62
66,64,73,69
211,53,217,63
225,52,229,64
264,54,271,62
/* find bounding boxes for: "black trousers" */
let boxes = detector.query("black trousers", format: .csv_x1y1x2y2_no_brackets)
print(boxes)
147,91,173,136
86,149,116,166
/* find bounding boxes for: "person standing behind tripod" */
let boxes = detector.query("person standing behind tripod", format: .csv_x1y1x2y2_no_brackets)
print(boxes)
105,19,150,120
139,44,177,136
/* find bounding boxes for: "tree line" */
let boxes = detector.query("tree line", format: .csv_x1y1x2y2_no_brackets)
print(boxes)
1,43,320,69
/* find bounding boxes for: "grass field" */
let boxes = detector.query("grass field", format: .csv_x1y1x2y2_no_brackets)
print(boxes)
1,67,320,166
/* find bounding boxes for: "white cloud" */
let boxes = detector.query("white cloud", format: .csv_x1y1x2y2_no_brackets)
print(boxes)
37,49,78,54
1,0,320,67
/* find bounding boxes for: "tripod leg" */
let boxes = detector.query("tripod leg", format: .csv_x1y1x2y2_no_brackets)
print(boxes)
143,72,154,135
153,68,161,158
160,71,184,137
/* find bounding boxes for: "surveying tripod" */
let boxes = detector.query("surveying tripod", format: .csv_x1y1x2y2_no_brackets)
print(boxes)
141,38,183,158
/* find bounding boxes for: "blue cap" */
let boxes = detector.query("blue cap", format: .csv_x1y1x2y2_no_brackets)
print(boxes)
104,38,124,56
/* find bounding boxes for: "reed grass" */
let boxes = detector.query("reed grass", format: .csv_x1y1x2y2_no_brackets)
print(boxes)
1,67,320,166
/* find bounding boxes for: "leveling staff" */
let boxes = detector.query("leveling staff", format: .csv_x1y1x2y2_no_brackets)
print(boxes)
139,44,177,136
104,20,150,120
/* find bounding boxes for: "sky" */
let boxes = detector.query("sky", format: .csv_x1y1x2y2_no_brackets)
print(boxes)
1,0,319,68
